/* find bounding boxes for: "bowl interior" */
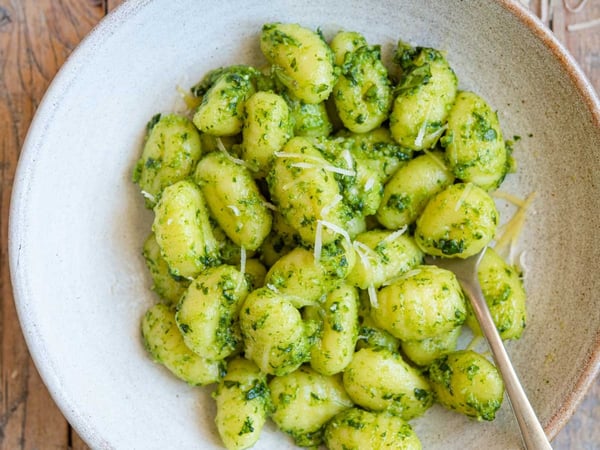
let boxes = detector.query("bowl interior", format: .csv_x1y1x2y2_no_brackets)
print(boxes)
10,0,600,449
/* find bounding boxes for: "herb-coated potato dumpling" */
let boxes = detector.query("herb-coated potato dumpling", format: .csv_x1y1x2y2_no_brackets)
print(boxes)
214,358,270,450
376,151,455,230
443,91,508,191
195,151,272,251
267,136,351,246
193,67,256,136
467,247,527,340
141,303,223,386
389,43,458,151
265,242,355,308
306,284,359,375
332,37,393,133
133,114,202,208
347,229,423,290
241,91,292,177
337,127,413,182
175,265,249,360
371,265,466,341
427,350,504,421
329,31,368,66
269,366,353,447
324,408,422,450
343,347,433,420
240,287,315,376
261,23,336,104
152,179,219,280
415,182,498,258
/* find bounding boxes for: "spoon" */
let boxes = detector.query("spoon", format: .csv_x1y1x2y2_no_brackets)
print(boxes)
425,247,553,450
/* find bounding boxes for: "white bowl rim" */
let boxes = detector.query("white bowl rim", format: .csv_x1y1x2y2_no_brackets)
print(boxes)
8,0,600,447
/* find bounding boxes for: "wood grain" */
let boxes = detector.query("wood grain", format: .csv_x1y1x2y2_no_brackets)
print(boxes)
0,1,597,449
0,2,123,449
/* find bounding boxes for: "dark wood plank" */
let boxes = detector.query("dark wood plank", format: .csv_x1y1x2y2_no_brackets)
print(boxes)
0,1,104,449
562,0,600,91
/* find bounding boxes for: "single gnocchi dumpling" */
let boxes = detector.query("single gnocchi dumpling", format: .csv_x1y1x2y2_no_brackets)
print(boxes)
214,358,270,450
195,151,273,251
443,91,508,191
261,23,336,104
427,350,504,421
324,408,422,450
304,284,359,375
141,303,223,386
332,37,393,133
389,43,458,150
466,246,527,340
269,366,353,447
371,265,466,341
267,136,351,247
152,179,219,280
193,67,256,136
377,151,455,230
240,287,315,376
415,182,499,258
342,347,433,420
241,91,292,177
175,265,249,361
133,113,203,208
347,229,424,290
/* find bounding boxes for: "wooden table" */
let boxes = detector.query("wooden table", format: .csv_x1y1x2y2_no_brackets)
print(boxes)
0,1,598,448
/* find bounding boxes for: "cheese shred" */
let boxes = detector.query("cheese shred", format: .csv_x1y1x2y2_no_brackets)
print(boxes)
494,191,537,264
216,138,254,170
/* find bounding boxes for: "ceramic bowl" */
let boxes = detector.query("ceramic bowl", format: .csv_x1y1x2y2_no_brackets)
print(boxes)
9,0,600,449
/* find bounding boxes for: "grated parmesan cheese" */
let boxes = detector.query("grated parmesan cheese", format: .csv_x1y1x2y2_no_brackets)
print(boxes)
276,151,356,176
266,283,279,293
141,190,156,203
320,194,343,218
494,191,536,264
382,225,408,243
216,138,254,170
313,221,324,262
314,218,353,263
239,247,247,277
367,284,379,308
340,149,354,170
492,190,526,208
414,120,427,148
262,201,278,211
422,148,449,171
290,162,356,177
227,205,241,217
454,183,473,211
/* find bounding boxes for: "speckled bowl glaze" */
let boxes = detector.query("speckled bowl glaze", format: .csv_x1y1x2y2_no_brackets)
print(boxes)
9,0,600,449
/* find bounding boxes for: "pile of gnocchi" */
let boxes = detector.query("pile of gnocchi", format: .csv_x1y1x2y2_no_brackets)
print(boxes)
134,22,527,450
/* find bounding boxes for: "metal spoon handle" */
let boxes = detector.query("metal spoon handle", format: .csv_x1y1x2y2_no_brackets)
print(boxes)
462,280,553,450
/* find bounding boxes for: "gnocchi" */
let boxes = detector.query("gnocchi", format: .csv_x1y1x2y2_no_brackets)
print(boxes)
133,22,529,450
